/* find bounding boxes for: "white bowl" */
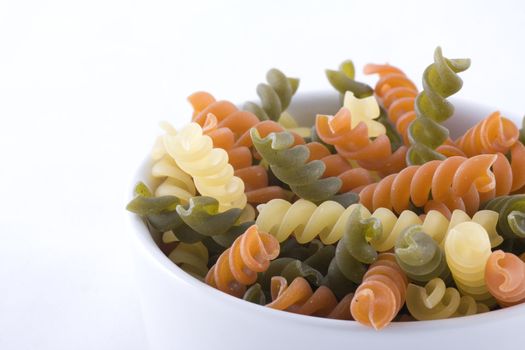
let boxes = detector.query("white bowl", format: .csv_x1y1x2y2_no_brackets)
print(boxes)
128,91,525,349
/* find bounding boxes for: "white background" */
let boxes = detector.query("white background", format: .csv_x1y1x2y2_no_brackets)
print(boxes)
1,1,524,349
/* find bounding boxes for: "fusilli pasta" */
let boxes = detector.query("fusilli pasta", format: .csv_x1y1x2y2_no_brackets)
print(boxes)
407,47,470,165
395,225,450,283
267,277,353,320
251,129,342,202
359,154,500,217
164,122,247,211
350,253,408,330
316,107,408,175
406,278,489,320
444,222,494,304
485,250,525,306
364,63,418,144
206,225,279,297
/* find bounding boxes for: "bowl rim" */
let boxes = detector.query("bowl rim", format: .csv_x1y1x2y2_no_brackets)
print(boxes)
128,91,525,331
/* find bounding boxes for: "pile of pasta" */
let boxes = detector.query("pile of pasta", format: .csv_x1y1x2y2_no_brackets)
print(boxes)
127,47,525,330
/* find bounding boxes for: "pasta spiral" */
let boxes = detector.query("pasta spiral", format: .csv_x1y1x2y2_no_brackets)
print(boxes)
350,253,408,330
444,222,494,304
250,128,342,202
454,111,519,157
359,154,501,217
406,278,489,320
407,47,471,165
449,111,525,192
326,60,405,150
256,199,359,244
164,122,247,211
167,242,209,280
485,250,525,307
394,225,450,283
244,68,299,122
326,59,374,99
202,113,293,204
316,107,409,175
439,209,503,248
188,94,294,204
484,195,525,239
305,141,374,193
205,225,280,297
267,277,353,320
151,123,197,200
189,91,260,139
127,183,256,247
364,63,418,144
324,205,381,298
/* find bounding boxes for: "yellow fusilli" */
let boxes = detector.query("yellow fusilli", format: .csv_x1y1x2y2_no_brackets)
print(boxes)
163,122,247,211
444,222,494,305
151,122,196,200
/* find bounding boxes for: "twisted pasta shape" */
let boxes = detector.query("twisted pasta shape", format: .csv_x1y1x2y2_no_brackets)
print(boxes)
325,205,420,299
244,68,299,122
175,196,244,236
406,278,488,320
350,253,408,330
205,225,280,298
256,199,357,244
236,119,305,203
257,199,486,255
326,60,404,150
485,250,525,307
407,47,471,165
250,128,342,202
439,209,502,248
444,222,494,304
167,242,209,280
316,107,408,175
364,63,418,144
200,110,255,170
164,122,247,211
359,154,502,217
395,225,450,283
342,90,384,136
201,113,293,204
187,94,296,204
454,111,519,157
448,111,525,192
305,141,374,193
190,92,305,155
266,277,353,320
484,195,525,239
326,60,374,99
189,91,259,138
127,183,258,248
151,123,197,200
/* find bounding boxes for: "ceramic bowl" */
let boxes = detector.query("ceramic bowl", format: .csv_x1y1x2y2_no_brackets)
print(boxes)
128,91,525,349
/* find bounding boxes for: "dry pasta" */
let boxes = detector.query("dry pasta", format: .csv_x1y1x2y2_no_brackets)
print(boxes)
128,51,525,330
